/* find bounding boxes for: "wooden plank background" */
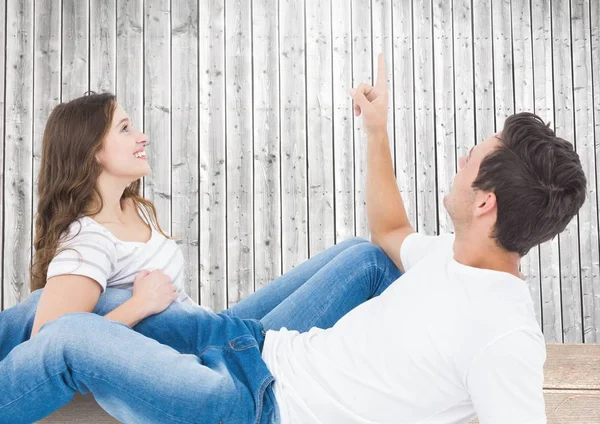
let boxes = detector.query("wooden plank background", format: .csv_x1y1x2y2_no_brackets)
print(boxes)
1,0,599,345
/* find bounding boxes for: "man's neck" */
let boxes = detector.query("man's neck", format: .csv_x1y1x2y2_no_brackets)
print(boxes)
452,234,523,280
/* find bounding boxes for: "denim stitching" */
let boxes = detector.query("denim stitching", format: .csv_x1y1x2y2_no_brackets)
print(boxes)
69,368,200,424
254,374,276,424
0,366,72,409
197,344,223,357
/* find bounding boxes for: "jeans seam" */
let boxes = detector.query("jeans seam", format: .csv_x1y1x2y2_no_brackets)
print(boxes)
69,368,200,424
197,344,223,357
254,374,276,424
0,366,72,410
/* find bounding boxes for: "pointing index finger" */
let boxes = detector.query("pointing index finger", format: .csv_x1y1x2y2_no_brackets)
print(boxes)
375,53,387,89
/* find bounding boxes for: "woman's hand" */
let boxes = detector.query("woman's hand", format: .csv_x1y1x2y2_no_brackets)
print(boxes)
132,269,178,318
349,53,388,139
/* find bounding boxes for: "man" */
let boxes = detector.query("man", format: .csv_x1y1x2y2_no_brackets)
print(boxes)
0,55,586,423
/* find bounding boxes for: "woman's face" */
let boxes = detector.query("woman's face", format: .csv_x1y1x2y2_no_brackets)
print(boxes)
96,103,150,181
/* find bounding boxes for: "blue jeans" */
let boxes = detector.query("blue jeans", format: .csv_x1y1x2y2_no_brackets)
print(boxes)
0,238,401,423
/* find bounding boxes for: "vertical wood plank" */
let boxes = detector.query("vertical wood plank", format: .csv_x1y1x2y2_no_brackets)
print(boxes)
590,0,600,345
32,0,61,289
491,0,514,129
144,0,171,233
571,0,600,343
452,0,475,184
532,0,562,343
512,0,542,327
199,0,227,310
90,0,116,93
331,0,355,242
61,0,89,100
225,0,254,305
280,0,309,271
0,0,6,309
171,0,199,302
552,0,583,343
306,0,335,255
392,1,417,227
3,0,34,307
473,0,495,143
252,0,281,289
432,0,455,233
351,0,372,238
372,0,395,170
413,0,437,234
116,1,143,139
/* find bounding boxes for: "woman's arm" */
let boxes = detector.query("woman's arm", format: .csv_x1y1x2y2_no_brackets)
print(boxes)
30,275,148,338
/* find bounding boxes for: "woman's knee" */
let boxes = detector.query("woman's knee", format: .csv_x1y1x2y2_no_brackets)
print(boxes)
336,236,369,249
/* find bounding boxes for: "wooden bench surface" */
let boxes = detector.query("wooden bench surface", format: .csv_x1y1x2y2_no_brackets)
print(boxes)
40,344,600,423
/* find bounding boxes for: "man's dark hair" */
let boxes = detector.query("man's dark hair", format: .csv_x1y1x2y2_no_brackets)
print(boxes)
472,112,587,256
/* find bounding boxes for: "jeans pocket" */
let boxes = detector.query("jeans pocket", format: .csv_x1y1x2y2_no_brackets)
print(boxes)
228,334,258,351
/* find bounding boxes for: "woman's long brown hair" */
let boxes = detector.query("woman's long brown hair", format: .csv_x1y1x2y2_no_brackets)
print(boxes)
29,92,170,291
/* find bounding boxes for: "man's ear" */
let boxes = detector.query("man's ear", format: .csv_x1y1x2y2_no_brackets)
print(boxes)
474,191,496,217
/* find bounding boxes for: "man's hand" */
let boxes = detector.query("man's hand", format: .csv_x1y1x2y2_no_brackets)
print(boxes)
349,53,388,138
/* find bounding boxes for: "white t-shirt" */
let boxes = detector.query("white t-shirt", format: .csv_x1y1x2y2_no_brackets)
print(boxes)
261,233,546,424
46,205,196,305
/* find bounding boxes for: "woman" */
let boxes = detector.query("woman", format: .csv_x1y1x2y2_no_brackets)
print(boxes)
0,92,401,423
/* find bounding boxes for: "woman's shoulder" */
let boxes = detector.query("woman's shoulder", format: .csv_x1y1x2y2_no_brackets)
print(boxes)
60,216,119,248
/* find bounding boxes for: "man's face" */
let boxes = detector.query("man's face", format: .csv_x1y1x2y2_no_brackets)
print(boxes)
444,133,503,229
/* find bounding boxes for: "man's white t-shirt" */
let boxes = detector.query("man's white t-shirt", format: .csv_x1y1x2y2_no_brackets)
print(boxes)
261,233,547,423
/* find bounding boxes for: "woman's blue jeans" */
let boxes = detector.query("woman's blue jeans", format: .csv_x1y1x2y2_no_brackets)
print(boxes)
0,238,402,423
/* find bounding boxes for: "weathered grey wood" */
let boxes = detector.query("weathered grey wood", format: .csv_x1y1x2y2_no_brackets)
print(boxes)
452,0,475,160
512,0,542,327
472,0,494,144
199,0,226,311
39,394,117,423
491,0,513,129
543,390,600,423
3,0,34,308
0,0,5,310
331,0,355,242
412,0,437,234
571,0,600,344
225,0,254,306
280,0,309,272
252,0,281,290
90,0,116,94
306,0,335,256
553,0,583,344
143,0,171,234
351,0,372,238
471,390,600,424
61,0,88,100
31,0,61,293
116,0,143,137
545,344,600,390
371,0,395,171
432,0,455,233
171,0,199,303
391,0,417,227
590,0,600,345
532,0,563,343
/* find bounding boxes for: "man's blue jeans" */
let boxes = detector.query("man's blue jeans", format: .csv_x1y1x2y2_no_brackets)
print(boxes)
0,238,402,423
